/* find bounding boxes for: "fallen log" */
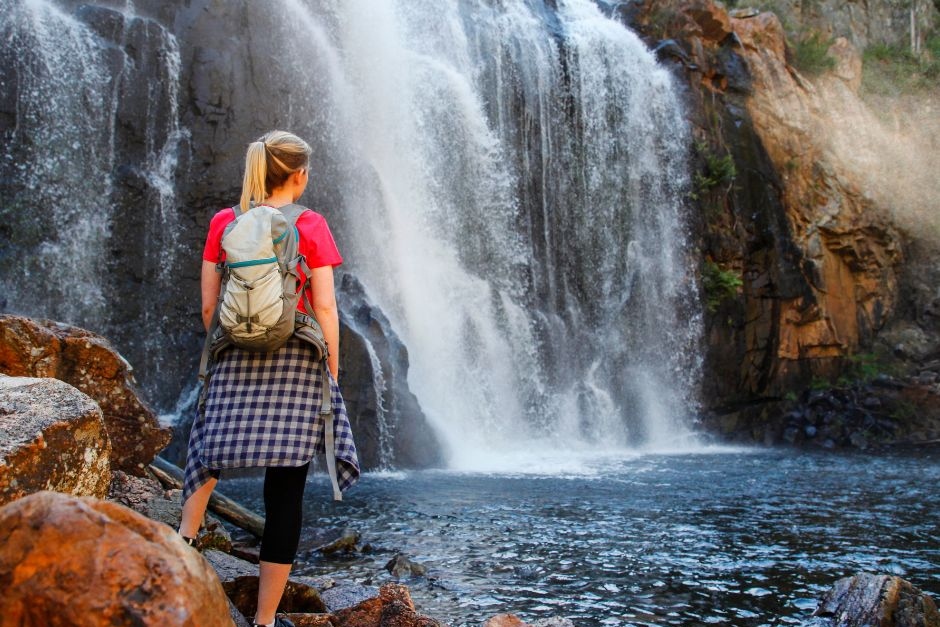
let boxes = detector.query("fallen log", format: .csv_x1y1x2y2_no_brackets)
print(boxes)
149,456,265,538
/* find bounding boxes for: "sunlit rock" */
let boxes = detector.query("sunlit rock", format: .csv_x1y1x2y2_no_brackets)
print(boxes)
0,315,171,474
0,376,111,506
813,572,940,627
0,491,231,626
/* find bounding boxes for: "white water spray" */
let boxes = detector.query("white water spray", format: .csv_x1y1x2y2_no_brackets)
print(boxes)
274,0,703,468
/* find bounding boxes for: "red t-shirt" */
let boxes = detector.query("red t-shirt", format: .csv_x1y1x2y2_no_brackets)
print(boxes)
203,205,343,314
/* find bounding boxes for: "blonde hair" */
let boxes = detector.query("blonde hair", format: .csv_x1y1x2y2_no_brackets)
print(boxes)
239,130,312,212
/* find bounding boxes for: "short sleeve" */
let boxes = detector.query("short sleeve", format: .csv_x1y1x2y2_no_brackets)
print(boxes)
202,208,236,263
297,211,343,268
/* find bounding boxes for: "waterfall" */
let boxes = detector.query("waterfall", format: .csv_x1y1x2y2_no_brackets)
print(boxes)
272,0,702,467
0,0,189,399
0,0,116,323
1,0,702,468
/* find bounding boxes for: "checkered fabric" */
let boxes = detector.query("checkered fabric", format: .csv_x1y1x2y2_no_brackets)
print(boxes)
182,336,359,502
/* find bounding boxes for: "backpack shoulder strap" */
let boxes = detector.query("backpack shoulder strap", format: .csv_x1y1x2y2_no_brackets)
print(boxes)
276,203,310,226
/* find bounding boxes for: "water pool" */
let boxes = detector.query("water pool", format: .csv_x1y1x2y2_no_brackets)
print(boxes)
223,448,940,626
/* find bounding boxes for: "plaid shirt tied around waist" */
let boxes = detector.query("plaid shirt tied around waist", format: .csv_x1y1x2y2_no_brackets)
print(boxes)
182,336,359,502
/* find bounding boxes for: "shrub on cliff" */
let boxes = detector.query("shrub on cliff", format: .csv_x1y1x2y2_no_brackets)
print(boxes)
790,31,838,76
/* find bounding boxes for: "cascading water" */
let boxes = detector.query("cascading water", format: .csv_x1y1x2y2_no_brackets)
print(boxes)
1,0,701,469
0,0,189,401
0,0,116,324
268,0,702,468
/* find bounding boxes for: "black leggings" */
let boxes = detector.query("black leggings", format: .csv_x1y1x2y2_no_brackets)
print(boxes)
259,462,310,564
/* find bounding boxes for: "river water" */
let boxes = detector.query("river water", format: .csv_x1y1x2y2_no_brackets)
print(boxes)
222,447,940,626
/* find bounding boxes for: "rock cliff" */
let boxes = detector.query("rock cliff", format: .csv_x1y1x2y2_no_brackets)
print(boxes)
629,0,939,442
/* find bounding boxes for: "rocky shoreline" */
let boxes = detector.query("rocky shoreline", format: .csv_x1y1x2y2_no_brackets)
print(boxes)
0,314,583,626
2,314,939,626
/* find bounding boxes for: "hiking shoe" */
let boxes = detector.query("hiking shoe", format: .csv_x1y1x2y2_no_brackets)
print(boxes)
253,618,295,627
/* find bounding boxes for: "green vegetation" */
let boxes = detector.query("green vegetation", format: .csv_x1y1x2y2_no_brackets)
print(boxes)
861,36,940,96
691,142,736,201
790,31,838,76
890,399,918,422
702,261,743,312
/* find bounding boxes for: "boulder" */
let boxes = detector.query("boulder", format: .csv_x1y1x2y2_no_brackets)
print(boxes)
203,549,328,618
107,473,232,551
331,584,443,627
308,526,362,555
0,491,231,626
0,376,111,506
483,615,575,627
814,573,940,627
484,616,529,627
0,315,171,474
337,274,443,469
385,553,429,578
321,584,380,613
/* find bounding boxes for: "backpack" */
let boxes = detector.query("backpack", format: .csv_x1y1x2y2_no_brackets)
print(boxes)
201,203,327,360
196,203,343,500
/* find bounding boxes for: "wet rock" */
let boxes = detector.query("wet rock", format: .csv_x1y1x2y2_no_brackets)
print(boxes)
203,549,328,618
0,491,231,625
484,615,529,627
310,526,362,555
849,432,869,450
0,315,170,474
813,572,940,627
0,376,111,506
337,274,443,469
331,584,443,627
386,553,429,578
483,616,576,627
321,584,380,613
531,619,576,627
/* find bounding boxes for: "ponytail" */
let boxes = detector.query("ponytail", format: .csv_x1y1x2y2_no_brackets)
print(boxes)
238,131,312,212
239,141,268,212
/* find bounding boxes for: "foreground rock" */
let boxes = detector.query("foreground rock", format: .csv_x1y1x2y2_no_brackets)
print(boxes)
0,315,170,474
814,573,940,627
203,550,329,619
0,491,232,626
0,376,111,506
107,471,232,551
484,616,575,627
329,584,443,627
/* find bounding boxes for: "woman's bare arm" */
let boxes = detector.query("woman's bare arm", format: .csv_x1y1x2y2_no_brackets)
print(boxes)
309,265,339,380
201,260,222,332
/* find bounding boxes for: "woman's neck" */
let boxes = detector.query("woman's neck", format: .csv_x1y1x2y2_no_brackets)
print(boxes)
261,192,294,208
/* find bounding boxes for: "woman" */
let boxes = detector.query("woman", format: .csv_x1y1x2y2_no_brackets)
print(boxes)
179,130,359,627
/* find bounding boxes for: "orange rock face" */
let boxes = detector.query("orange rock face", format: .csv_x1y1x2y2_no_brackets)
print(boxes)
728,11,901,393
0,491,232,626
0,376,111,506
0,315,171,474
